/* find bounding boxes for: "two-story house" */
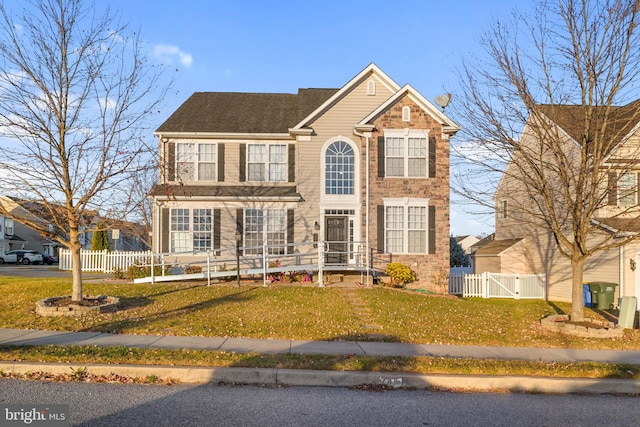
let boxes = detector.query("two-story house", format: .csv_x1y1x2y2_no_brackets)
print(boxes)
0,214,24,255
476,101,640,302
151,64,459,291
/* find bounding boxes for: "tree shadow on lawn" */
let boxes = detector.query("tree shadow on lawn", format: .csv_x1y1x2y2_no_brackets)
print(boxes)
546,301,618,324
81,287,258,334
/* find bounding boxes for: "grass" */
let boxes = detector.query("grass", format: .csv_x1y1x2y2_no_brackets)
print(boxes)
2,275,640,380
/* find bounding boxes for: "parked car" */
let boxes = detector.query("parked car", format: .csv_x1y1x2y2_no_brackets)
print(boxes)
41,253,59,265
0,250,44,265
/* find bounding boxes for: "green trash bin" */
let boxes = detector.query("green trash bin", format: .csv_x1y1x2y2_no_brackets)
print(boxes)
587,282,618,310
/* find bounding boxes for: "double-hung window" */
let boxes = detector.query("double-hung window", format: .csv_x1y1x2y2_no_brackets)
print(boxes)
175,142,217,181
192,209,212,251
618,173,637,206
497,200,508,219
176,143,195,181
384,131,428,178
247,144,287,182
170,208,213,252
198,144,216,181
4,219,13,236
244,209,286,255
383,199,428,254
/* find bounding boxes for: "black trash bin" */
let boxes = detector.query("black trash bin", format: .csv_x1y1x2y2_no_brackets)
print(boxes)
587,282,618,310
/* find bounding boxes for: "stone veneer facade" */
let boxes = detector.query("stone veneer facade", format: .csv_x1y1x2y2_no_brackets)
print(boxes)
364,95,450,292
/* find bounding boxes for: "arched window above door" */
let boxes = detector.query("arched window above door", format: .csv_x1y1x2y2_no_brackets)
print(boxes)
325,140,355,195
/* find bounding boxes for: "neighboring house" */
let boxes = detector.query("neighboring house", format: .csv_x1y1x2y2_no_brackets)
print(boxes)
479,102,640,302
455,235,480,254
0,196,148,256
151,64,460,291
0,214,25,255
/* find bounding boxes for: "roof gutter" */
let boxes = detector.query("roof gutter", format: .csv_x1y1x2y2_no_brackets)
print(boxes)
154,131,292,140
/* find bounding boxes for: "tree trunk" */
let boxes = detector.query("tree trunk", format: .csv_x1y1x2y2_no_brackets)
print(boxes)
69,229,83,302
571,255,585,321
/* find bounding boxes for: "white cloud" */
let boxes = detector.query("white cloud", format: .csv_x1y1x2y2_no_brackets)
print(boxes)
153,44,193,68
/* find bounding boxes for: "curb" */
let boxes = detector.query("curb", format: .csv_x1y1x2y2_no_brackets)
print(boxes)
2,362,640,395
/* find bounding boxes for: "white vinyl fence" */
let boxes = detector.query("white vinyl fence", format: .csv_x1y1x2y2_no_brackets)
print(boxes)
59,249,153,273
449,272,546,299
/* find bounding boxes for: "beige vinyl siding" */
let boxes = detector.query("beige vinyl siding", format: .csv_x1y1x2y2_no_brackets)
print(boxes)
498,244,528,274
608,133,640,159
474,255,502,274
309,76,394,138
296,72,396,239
521,232,620,302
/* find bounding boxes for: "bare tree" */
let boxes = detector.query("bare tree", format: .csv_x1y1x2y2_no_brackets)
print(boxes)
0,0,170,301
452,0,640,320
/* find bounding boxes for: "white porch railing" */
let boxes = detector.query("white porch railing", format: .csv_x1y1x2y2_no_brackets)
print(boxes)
58,241,386,287
449,272,546,299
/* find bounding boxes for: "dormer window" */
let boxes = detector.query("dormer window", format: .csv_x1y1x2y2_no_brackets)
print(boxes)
367,80,376,95
402,106,411,122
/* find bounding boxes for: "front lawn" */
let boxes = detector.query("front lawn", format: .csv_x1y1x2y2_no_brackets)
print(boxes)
1,276,638,350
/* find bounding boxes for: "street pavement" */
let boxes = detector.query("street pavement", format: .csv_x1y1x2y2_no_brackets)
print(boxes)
2,327,640,394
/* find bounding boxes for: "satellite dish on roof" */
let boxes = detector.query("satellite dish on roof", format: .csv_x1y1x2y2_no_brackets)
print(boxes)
434,94,452,111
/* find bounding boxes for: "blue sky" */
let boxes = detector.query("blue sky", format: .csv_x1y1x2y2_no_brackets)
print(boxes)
107,0,529,237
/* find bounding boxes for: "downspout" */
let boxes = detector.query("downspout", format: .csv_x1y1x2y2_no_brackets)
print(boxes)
619,245,624,301
353,127,372,286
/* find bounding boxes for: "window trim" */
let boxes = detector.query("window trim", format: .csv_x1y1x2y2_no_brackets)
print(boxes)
174,142,218,182
243,208,287,255
246,143,288,182
324,140,356,195
169,208,214,253
382,198,430,254
383,129,429,178
497,200,508,219
402,106,411,122
367,80,376,95
617,172,638,206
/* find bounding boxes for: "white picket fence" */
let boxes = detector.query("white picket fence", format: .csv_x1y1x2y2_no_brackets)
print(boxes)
449,272,546,299
59,249,153,273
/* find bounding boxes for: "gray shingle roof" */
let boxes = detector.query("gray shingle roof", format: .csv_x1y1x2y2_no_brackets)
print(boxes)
156,88,339,134
537,99,640,154
474,238,522,256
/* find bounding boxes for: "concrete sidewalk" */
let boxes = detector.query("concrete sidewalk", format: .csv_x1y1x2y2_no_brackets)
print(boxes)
2,328,640,394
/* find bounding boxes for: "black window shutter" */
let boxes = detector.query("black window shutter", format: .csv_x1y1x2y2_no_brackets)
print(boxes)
167,143,176,181
377,136,385,178
608,172,618,205
637,173,640,206
213,209,221,250
288,144,295,182
161,208,170,253
376,205,385,253
239,144,246,182
428,136,436,178
287,210,294,254
218,144,225,182
236,209,244,250
428,206,436,254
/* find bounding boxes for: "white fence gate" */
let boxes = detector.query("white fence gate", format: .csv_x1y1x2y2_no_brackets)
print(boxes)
59,249,153,273
449,272,546,299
